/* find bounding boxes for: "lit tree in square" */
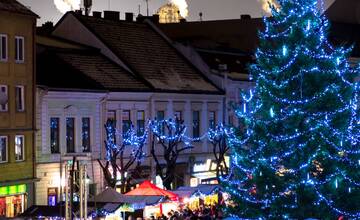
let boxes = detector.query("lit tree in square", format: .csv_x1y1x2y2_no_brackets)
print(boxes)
224,0,360,218
98,119,147,193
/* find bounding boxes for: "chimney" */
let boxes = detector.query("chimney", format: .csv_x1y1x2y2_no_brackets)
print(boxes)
152,14,160,23
104,11,120,21
180,18,186,23
125,12,134,22
241,14,251,20
93,11,102,18
75,10,83,15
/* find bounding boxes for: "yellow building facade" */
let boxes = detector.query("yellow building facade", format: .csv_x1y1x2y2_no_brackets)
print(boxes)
0,1,38,218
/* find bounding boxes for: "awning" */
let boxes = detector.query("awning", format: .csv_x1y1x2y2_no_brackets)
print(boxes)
125,180,178,201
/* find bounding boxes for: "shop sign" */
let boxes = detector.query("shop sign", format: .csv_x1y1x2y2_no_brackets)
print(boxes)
0,184,26,197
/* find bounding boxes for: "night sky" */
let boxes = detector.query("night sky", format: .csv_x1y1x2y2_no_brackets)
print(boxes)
19,0,335,25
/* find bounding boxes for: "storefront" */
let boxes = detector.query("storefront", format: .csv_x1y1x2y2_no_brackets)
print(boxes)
190,157,230,186
0,184,27,218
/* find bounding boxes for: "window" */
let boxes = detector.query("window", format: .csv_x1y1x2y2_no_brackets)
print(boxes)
0,34,7,61
107,110,116,121
193,111,200,138
156,111,165,135
66,118,75,153
137,111,145,136
209,111,216,128
0,85,8,111
0,136,7,163
175,111,182,121
15,36,24,62
15,86,25,111
82,117,91,152
122,110,131,136
50,118,60,153
15,135,24,161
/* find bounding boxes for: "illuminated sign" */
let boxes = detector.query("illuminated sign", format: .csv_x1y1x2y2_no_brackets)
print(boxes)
0,184,26,197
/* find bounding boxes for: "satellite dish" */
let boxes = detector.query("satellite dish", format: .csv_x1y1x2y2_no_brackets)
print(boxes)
0,91,8,105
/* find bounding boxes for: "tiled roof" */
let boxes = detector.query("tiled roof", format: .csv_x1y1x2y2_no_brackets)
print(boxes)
72,13,222,94
159,18,264,54
0,0,38,17
37,44,151,92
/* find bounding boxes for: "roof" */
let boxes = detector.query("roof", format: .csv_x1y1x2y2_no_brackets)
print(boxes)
89,187,128,203
37,39,151,92
0,0,38,17
174,184,221,197
126,180,178,201
159,18,264,54
68,12,222,94
325,0,360,24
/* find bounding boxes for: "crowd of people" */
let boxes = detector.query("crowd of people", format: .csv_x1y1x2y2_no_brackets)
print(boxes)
150,205,224,220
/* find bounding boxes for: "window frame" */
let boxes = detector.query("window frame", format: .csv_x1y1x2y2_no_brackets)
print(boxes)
15,85,25,112
82,117,91,152
174,111,182,121
0,34,8,62
0,136,8,163
0,85,8,112
15,36,25,63
15,135,25,162
50,117,60,154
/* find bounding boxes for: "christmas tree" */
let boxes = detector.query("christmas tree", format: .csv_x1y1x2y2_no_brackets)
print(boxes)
224,0,360,218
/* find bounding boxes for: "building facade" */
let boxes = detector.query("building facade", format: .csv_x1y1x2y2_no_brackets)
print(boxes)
0,1,38,217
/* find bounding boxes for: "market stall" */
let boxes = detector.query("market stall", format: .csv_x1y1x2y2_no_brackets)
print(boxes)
173,184,222,211
126,180,179,218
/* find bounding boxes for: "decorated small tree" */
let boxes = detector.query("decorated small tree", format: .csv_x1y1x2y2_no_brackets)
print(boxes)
208,124,230,180
98,119,147,193
224,0,360,219
149,118,193,190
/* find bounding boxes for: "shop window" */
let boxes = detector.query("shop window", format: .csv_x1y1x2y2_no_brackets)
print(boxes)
66,118,75,153
47,188,58,206
0,136,7,163
122,110,131,136
15,36,24,63
192,111,200,138
50,118,60,154
137,111,145,136
15,135,24,161
82,117,91,152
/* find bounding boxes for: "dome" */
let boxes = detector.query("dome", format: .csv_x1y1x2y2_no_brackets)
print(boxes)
157,3,183,23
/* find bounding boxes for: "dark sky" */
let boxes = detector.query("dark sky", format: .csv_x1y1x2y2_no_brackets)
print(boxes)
19,0,334,25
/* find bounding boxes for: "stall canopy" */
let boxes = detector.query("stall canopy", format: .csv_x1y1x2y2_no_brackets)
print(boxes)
173,184,221,198
126,180,178,201
89,187,127,203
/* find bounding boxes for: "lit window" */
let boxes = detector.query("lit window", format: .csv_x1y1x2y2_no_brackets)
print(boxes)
0,136,8,162
0,85,8,111
66,118,75,153
15,86,25,111
15,135,24,161
137,111,145,136
50,118,60,154
122,110,131,136
15,36,24,62
193,111,200,138
0,34,7,61
82,117,91,152
209,111,216,128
